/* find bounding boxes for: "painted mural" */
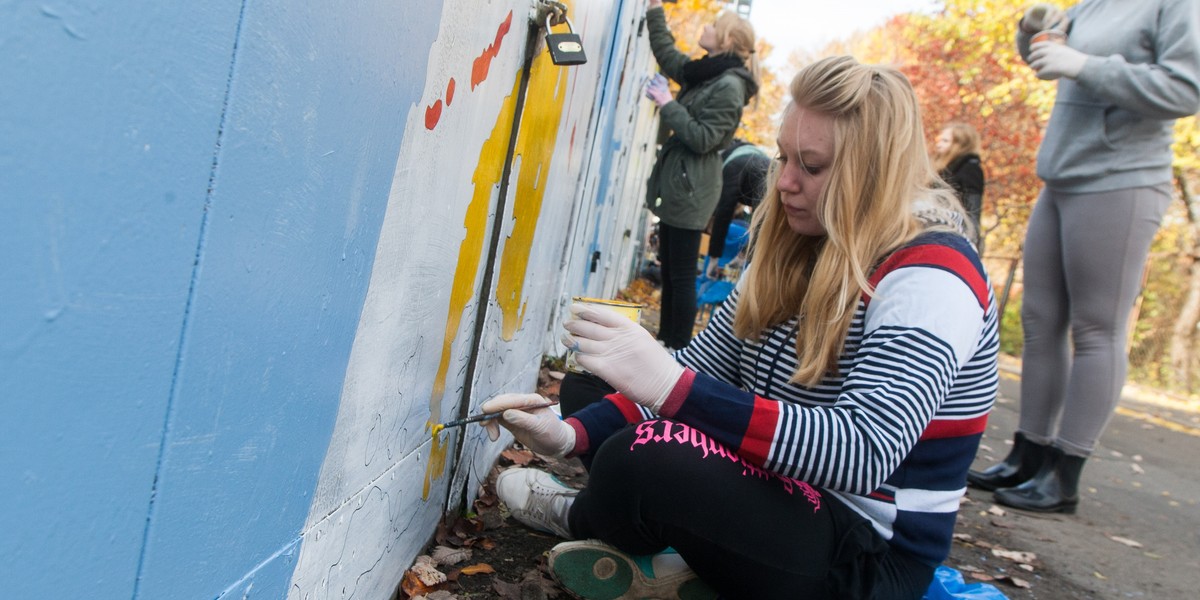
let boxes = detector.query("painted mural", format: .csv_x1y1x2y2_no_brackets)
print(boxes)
2,0,658,599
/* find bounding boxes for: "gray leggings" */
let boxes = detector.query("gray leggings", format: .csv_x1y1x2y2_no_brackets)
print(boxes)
1018,184,1171,457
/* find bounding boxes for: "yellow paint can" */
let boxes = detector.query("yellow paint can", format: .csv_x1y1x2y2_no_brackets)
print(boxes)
567,296,644,374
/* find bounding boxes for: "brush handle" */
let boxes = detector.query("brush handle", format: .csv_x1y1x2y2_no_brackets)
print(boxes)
437,401,558,430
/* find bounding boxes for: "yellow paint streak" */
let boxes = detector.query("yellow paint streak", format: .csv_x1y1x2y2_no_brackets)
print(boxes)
1115,406,1200,438
423,76,522,500
423,430,450,499
495,9,572,340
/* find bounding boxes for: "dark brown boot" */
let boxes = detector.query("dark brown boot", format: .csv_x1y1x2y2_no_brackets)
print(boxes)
993,446,1086,514
967,432,1046,491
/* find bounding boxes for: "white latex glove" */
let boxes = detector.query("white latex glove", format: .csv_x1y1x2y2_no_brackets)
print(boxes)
1020,3,1068,34
480,393,575,458
1029,41,1088,80
562,303,684,412
644,74,672,107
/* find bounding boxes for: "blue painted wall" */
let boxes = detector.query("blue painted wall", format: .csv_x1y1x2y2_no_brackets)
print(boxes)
0,1,653,598
1,1,443,598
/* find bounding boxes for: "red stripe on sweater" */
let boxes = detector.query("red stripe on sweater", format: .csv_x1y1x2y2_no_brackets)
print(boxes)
868,244,989,309
606,393,646,424
919,414,989,440
740,396,780,465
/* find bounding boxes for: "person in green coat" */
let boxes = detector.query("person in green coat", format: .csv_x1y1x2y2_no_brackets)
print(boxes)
643,0,759,350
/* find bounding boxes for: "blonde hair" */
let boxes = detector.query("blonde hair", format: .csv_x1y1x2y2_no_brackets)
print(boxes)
733,56,964,386
712,11,761,94
931,122,982,171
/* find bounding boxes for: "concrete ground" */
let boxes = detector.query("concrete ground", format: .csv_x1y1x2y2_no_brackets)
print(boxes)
959,356,1200,598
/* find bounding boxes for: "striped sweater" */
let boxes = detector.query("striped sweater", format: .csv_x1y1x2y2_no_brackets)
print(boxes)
567,231,999,565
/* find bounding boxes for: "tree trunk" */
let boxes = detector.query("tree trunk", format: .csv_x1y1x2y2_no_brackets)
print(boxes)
1169,169,1200,389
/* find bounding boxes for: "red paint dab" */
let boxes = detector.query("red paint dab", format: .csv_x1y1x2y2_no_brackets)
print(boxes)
425,99,443,130
471,11,513,90
446,78,456,106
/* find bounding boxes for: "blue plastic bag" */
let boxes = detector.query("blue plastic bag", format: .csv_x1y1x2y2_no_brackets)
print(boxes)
922,566,1009,600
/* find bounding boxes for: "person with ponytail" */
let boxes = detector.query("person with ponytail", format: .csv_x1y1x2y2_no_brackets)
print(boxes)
482,56,997,599
641,0,760,350
932,122,986,250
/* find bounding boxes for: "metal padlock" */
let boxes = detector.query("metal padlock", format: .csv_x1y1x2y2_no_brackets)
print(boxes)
545,15,587,66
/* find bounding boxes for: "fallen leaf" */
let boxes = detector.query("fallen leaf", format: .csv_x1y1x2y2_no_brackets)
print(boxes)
952,533,975,542
987,505,1007,517
1108,535,1144,548
501,448,537,466
410,555,448,586
1008,576,1032,588
992,548,1037,563
431,545,472,566
460,563,496,576
1018,564,1035,572
492,579,523,600
1094,571,1107,580
401,568,447,598
1131,463,1145,475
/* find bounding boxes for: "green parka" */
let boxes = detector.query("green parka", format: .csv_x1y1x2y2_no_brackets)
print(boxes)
645,6,758,231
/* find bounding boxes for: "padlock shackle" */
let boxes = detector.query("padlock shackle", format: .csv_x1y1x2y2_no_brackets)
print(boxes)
545,14,575,33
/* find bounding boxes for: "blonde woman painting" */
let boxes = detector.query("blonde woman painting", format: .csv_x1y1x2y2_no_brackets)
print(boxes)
483,57,998,599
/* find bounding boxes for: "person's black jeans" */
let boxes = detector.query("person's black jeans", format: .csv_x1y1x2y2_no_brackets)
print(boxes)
656,223,702,349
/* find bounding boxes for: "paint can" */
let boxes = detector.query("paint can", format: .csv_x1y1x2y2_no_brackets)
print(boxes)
566,296,644,374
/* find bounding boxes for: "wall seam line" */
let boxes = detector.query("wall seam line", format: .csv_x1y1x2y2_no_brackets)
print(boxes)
131,2,250,598
446,15,543,515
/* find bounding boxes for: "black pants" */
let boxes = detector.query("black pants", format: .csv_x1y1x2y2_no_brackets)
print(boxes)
559,371,616,418
568,421,935,600
656,223,702,349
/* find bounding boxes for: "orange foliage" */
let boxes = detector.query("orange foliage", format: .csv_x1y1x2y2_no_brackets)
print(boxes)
663,0,784,147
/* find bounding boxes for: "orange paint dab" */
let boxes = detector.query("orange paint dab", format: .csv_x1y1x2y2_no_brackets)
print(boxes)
471,10,513,90
446,78,456,106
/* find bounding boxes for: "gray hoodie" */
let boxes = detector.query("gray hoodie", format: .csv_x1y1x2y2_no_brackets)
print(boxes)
1018,0,1200,193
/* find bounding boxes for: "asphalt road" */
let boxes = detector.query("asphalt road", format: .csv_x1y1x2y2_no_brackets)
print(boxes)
966,358,1200,598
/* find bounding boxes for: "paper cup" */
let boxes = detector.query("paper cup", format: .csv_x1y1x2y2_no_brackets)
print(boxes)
566,296,643,374
1031,30,1067,45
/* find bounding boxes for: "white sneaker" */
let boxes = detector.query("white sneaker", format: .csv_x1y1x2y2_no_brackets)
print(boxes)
549,540,718,600
495,468,578,539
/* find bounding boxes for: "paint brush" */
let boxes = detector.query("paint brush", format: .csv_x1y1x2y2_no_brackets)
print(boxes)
430,400,559,437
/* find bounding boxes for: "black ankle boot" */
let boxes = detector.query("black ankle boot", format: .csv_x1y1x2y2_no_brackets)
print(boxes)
993,446,1086,514
967,432,1046,491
